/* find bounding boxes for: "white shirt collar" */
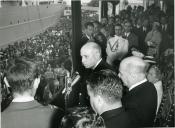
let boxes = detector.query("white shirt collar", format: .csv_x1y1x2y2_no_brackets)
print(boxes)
125,32,130,37
115,35,122,38
93,58,102,70
137,25,141,28
143,27,146,31
86,34,91,40
129,78,147,91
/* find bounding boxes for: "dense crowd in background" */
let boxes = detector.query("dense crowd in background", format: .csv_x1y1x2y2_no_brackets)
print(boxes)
0,8,99,111
0,3,174,127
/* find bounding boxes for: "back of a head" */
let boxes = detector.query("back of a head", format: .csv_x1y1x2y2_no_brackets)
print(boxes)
120,56,147,77
76,115,105,128
94,32,107,46
87,69,123,104
7,58,36,94
61,110,105,128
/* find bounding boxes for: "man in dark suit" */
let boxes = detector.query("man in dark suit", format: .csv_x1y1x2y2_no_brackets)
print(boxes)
66,42,113,108
159,16,172,54
119,56,157,127
80,42,114,73
133,18,150,54
93,20,107,60
87,69,133,128
77,22,94,76
78,42,114,106
160,16,171,34
123,20,138,52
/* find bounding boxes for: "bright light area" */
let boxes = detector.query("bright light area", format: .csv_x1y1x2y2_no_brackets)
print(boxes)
63,0,91,5
128,0,143,4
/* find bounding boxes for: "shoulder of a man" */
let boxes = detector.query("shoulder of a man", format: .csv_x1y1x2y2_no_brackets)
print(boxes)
2,101,64,128
101,60,117,73
104,107,134,128
131,81,156,95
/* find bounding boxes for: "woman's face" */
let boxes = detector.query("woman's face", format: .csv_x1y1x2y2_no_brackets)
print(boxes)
147,67,157,84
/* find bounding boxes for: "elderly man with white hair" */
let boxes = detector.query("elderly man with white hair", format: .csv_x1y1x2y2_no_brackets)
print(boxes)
73,42,114,107
119,56,157,127
80,42,113,72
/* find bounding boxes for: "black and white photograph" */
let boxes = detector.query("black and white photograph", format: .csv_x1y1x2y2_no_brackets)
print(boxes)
0,0,174,128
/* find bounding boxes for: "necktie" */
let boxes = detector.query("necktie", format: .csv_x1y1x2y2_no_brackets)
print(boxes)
162,25,165,31
125,33,128,37
164,25,166,31
143,27,146,32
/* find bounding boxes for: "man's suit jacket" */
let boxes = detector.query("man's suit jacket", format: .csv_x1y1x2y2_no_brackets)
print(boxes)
122,81,157,127
133,27,150,54
93,59,115,73
2,100,64,128
101,107,134,128
160,24,171,35
68,59,114,107
159,24,172,53
125,32,138,50
79,59,115,106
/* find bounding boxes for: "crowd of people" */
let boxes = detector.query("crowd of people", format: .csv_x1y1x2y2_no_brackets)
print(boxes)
0,16,73,110
1,3,174,128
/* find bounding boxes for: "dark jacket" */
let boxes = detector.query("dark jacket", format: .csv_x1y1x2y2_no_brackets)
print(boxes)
79,59,115,107
93,59,114,73
124,32,138,50
101,107,134,128
133,27,150,54
2,100,64,128
122,81,157,127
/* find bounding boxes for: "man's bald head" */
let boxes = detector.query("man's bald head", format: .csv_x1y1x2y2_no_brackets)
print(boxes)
81,42,101,54
120,56,147,74
80,42,102,69
119,56,147,87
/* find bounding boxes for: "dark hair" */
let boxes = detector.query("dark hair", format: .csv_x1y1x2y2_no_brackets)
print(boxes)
84,22,94,29
115,15,120,19
60,107,104,128
94,33,107,59
86,69,123,103
7,58,36,94
115,23,122,28
124,20,132,25
42,78,60,105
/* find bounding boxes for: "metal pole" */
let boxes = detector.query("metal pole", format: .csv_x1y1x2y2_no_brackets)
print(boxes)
0,0,1,8
99,0,102,22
